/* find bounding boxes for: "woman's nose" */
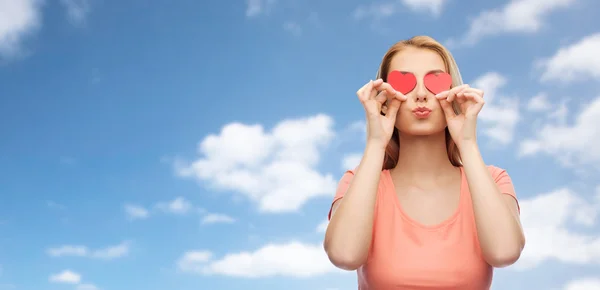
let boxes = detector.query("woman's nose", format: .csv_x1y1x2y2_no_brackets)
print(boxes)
414,82,428,102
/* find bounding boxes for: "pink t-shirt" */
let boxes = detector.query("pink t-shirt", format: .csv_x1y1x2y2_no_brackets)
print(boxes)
328,165,519,290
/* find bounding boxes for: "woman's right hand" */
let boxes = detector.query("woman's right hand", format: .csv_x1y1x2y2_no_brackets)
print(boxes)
356,79,407,148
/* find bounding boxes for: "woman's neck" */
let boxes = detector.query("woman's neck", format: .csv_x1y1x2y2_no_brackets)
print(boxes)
392,130,457,181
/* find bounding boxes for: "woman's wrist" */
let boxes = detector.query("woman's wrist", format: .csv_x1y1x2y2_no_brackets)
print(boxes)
361,140,387,167
458,140,482,163
365,139,388,152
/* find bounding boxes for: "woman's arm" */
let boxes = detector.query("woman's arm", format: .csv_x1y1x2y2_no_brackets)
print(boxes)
323,141,385,270
460,141,526,267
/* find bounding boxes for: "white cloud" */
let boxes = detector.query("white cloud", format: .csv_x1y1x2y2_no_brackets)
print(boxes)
0,0,42,59
201,213,235,225
60,0,91,25
47,201,66,210
400,0,446,15
346,120,366,134
47,241,130,260
527,93,552,112
518,96,600,168
47,245,88,257
538,33,600,83
316,219,328,233
48,270,99,290
0,283,16,290
353,0,447,20
283,21,301,36
126,197,196,219
49,270,81,284
341,153,361,171
175,114,337,213
353,2,396,20
245,0,276,17
90,241,130,260
177,241,342,277
513,187,600,270
471,72,521,146
547,99,569,124
450,0,576,46
155,197,192,215
340,120,366,145
124,204,149,220
76,284,99,290
564,278,600,290
177,250,212,272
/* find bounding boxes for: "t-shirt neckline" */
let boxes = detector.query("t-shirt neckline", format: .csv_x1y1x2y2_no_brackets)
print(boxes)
384,166,465,231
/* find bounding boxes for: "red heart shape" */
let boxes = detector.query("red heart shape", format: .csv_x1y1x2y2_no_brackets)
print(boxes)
424,72,452,94
387,70,416,95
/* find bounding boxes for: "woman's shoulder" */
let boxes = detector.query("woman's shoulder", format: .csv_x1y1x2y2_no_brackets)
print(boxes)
337,168,390,185
340,167,390,176
484,164,510,177
344,168,391,189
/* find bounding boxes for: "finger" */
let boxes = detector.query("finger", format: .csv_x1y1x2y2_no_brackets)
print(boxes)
356,80,373,96
439,99,456,118
446,90,456,103
456,86,471,97
455,91,468,105
462,92,485,104
357,80,373,102
455,84,471,92
374,90,387,105
457,87,482,97
395,91,408,102
447,84,470,102
369,79,385,100
373,81,398,97
375,81,408,102
457,88,484,107
434,84,469,100
385,98,401,120
364,80,377,101
462,92,485,117
464,88,484,97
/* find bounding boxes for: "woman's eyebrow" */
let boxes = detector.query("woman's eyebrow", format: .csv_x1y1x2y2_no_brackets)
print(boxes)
426,69,445,74
394,69,446,74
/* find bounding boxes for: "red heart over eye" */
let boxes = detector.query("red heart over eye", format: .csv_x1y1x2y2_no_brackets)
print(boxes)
387,70,416,95
424,72,452,94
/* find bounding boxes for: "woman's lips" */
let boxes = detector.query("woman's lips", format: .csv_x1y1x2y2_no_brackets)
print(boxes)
412,107,432,118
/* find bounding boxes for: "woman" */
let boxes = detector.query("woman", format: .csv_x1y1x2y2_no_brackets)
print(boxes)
323,36,525,290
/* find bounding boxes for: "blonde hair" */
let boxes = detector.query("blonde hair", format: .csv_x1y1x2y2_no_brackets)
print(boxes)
375,35,464,170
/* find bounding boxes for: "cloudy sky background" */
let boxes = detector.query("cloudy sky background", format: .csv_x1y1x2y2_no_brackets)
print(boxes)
1,0,600,289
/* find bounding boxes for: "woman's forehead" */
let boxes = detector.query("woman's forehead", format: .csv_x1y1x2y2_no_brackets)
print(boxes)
389,48,446,74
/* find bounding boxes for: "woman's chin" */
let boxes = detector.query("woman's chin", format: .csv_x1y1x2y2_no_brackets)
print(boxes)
397,124,446,137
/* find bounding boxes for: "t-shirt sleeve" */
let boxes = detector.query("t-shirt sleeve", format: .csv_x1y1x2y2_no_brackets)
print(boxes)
327,170,355,220
488,165,520,213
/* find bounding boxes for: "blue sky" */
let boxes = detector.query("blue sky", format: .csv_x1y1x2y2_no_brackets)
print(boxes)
1,0,600,289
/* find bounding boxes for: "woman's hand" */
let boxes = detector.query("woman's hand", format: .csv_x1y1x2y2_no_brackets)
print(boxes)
435,84,485,150
356,79,407,148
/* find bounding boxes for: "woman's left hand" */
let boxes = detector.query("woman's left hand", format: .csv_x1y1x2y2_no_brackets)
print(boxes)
435,84,485,150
